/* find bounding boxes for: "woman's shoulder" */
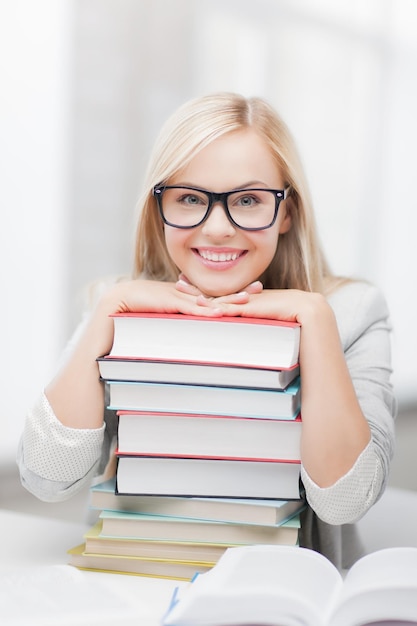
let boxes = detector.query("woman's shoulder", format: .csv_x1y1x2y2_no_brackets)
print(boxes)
326,279,391,347
326,278,388,309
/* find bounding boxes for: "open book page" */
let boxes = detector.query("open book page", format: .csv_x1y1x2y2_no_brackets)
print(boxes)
163,545,343,626
0,564,161,626
329,547,417,626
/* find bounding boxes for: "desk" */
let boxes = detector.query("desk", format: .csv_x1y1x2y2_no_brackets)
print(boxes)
3,487,417,624
0,509,185,625
357,486,417,553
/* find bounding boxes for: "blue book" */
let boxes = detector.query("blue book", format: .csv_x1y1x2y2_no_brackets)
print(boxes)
107,377,301,420
90,478,305,527
98,509,301,545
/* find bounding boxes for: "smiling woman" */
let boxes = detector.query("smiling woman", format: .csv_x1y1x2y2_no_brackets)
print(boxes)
18,92,396,572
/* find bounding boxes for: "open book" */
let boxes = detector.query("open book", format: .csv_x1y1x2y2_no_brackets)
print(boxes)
162,544,417,626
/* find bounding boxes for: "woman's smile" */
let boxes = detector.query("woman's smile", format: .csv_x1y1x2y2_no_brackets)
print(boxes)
193,247,247,266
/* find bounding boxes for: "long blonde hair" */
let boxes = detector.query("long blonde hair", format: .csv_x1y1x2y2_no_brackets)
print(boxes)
133,92,335,293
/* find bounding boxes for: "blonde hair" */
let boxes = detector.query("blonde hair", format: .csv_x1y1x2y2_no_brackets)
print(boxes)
133,92,335,293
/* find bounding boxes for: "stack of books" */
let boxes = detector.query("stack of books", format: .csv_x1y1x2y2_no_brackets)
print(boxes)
68,313,305,579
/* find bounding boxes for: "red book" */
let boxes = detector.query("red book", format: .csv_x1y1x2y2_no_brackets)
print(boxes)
116,410,302,461
108,313,300,370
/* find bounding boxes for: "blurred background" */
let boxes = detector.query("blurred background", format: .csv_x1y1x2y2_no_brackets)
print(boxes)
1,0,416,512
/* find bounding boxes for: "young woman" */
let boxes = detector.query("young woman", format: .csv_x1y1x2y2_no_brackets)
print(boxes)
18,92,396,568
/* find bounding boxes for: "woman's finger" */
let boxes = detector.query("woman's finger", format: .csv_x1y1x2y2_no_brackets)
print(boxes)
246,280,263,294
175,278,201,296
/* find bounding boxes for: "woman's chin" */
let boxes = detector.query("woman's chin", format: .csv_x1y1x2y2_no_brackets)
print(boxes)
197,282,246,299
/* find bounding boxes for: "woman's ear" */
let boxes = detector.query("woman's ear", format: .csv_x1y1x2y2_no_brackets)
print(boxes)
278,200,292,234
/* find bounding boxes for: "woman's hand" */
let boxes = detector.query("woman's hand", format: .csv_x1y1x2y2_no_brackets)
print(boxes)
100,278,230,321
176,275,311,324
175,273,264,306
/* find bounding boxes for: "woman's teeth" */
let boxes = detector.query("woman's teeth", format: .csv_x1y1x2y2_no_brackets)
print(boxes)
199,250,240,262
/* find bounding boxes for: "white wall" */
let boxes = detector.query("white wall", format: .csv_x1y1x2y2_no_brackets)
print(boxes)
0,0,73,463
1,0,416,464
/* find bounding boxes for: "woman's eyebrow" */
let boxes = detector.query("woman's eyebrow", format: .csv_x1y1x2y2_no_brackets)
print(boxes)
168,180,273,190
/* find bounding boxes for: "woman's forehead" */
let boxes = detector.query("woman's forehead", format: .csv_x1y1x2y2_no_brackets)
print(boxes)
169,129,284,190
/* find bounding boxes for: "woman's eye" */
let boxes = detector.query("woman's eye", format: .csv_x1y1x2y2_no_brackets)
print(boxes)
179,194,204,206
236,194,258,207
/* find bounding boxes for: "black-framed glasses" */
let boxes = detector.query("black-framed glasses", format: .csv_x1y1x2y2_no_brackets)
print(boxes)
153,185,289,231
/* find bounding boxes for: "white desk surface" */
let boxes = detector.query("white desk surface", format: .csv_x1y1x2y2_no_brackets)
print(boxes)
2,487,417,624
0,508,186,625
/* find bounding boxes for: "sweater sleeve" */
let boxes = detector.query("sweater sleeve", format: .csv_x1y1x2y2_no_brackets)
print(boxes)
17,283,117,502
300,440,384,524
17,392,105,502
300,281,397,525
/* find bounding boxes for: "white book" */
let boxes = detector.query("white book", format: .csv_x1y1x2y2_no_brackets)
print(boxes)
162,544,417,626
116,456,301,500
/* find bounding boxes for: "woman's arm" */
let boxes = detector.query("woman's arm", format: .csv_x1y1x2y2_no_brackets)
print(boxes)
295,290,371,486
45,279,225,429
183,281,395,492
19,278,228,499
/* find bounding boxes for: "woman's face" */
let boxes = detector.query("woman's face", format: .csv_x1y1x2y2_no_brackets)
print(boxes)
163,129,291,297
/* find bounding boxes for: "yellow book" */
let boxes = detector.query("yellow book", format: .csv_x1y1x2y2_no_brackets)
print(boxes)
84,521,236,562
68,542,215,581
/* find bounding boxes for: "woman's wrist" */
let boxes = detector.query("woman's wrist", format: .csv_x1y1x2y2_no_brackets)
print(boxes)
295,291,334,327
86,280,135,358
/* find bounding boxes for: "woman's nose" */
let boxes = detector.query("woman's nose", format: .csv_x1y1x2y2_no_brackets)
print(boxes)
201,202,236,237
